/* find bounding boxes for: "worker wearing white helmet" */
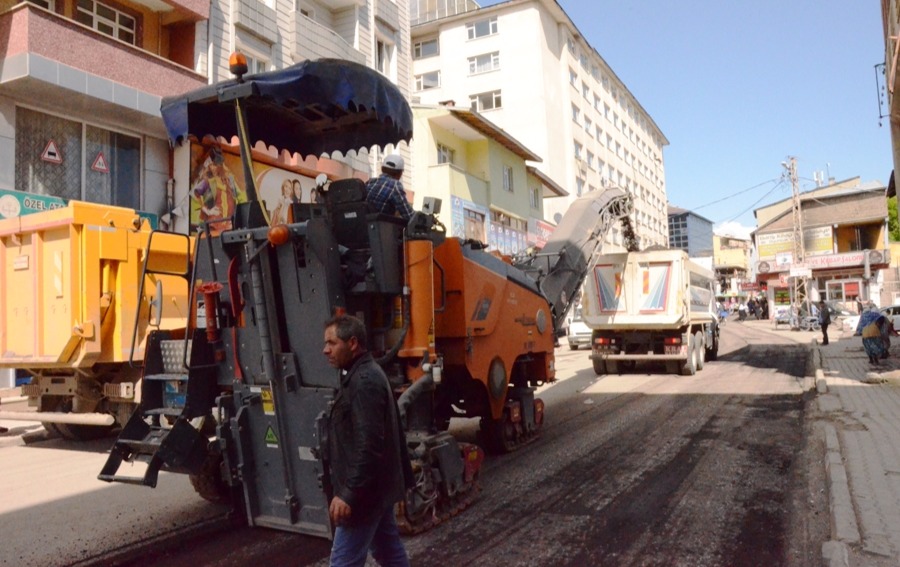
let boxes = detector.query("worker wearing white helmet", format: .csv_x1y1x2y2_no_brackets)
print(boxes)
365,153,414,221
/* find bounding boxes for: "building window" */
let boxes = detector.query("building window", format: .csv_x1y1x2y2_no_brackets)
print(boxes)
74,0,137,45
15,107,140,209
503,165,514,192
530,186,539,208
587,151,594,169
569,68,577,87
28,0,55,8
437,143,454,164
464,208,486,242
581,81,590,99
376,38,395,79
576,177,585,197
244,53,269,74
574,141,582,159
415,71,441,91
571,104,580,123
413,38,439,59
584,117,592,135
468,52,500,74
470,90,502,111
466,16,498,39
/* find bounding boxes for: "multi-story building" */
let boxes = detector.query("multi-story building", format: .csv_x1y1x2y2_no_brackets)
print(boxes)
882,2,900,191
712,233,752,296
410,0,669,250
0,0,208,222
667,204,713,258
0,0,412,233
412,103,565,253
753,180,890,314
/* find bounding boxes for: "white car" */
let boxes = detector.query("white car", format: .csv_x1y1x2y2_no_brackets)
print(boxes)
880,305,900,329
566,310,592,350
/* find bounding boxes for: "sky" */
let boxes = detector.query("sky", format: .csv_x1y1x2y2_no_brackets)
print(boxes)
476,0,892,238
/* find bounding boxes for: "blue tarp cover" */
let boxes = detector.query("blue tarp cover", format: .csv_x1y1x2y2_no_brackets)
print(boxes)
160,58,413,157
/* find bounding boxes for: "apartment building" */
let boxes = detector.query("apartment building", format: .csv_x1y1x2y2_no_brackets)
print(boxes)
713,233,751,297
410,0,670,249
412,104,565,253
0,0,411,233
882,2,900,190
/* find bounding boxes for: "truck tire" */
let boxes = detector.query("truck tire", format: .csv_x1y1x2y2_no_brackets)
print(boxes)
705,330,719,361
694,331,706,371
592,358,606,375
680,335,697,376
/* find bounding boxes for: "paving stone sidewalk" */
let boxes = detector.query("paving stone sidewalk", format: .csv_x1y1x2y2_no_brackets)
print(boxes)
814,326,900,567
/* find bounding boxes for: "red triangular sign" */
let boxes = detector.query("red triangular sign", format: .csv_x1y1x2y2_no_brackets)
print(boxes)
91,152,109,173
41,140,62,164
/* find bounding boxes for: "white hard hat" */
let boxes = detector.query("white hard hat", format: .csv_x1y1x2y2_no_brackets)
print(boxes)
383,154,404,171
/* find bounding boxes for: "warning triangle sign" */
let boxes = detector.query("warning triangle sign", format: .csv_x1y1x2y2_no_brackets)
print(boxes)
91,152,109,174
41,140,62,164
264,425,279,446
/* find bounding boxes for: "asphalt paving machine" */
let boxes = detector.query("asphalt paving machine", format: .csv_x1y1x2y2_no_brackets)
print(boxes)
98,56,634,537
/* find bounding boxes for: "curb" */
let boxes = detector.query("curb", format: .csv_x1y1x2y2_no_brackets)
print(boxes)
814,348,858,567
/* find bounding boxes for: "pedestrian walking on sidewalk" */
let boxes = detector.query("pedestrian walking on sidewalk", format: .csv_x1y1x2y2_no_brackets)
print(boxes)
862,316,888,364
817,299,831,345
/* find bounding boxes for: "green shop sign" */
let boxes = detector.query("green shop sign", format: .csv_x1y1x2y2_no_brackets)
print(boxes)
0,189,158,229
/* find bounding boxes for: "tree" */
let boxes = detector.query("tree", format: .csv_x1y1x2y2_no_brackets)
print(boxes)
889,196,900,241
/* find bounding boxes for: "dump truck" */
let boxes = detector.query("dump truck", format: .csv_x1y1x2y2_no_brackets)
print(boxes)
0,202,191,439
583,248,719,376
97,56,635,538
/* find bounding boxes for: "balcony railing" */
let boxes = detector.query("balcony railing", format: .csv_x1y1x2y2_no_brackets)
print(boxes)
293,13,364,65
427,163,488,202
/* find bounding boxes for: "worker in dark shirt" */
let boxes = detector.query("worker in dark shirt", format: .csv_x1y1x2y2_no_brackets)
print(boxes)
365,154,414,221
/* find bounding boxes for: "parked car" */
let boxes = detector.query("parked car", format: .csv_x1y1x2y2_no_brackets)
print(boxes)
880,305,900,329
566,308,592,350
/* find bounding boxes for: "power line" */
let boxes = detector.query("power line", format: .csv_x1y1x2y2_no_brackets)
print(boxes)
719,179,788,224
691,178,781,211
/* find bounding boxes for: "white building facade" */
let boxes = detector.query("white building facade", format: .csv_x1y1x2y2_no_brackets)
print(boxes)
410,0,669,249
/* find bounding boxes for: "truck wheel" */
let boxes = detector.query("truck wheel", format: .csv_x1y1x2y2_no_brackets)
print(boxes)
694,331,705,371
592,359,606,375
680,336,697,376
706,331,719,361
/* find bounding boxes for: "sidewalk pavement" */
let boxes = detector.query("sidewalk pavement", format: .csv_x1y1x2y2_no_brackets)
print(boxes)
742,316,900,567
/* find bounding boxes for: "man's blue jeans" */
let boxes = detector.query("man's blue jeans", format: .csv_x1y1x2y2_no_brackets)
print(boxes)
330,504,409,567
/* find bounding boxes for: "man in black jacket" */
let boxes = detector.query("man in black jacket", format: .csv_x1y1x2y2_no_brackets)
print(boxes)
323,314,412,567
818,298,832,345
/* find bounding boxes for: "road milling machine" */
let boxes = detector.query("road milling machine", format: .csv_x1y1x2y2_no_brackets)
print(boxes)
98,56,635,537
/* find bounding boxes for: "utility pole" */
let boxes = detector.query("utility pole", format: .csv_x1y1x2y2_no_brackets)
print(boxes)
785,157,810,323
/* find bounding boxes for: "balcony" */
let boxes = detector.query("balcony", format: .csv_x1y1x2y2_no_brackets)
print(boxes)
293,12,364,65
0,4,206,136
316,0,364,11
427,163,489,203
233,0,277,44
